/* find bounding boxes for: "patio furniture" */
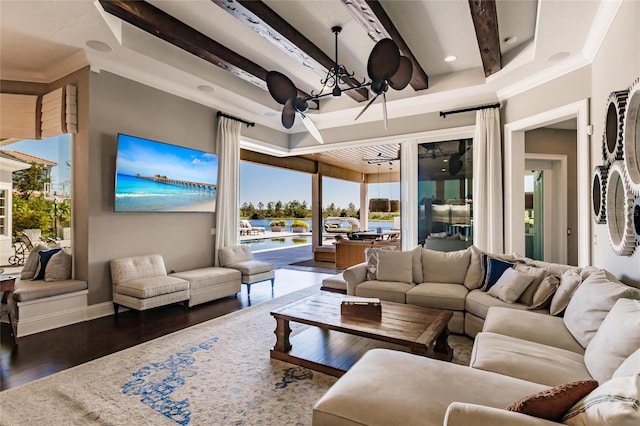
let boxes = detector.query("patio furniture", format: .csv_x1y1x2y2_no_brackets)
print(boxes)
239,220,265,235
218,245,275,295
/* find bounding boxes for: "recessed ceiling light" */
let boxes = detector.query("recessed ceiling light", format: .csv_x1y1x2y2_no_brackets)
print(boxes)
444,55,457,63
85,40,112,52
264,111,278,117
197,85,215,93
443,159,449,163
547,52,570,62
441,168,446,172
504,35,518,45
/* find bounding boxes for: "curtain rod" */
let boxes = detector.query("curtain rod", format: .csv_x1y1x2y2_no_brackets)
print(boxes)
439,102,501,118
217,111,255,127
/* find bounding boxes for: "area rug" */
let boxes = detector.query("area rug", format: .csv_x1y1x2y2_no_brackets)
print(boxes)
0,286,473,425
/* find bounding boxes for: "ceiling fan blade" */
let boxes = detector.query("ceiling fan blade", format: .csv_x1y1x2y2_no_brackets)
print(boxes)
267,71,297,105
383,93,388,130
354,94,379,121
388,56,413,90
282,97,296,129
299,112,324,144
367,38,400,82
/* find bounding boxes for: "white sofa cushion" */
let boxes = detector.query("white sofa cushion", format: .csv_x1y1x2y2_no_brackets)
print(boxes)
470,332,592,387
43,249,72,282
422,248,471,284
312,349,548,426
563,270,640,348
583,298,640,384
562,375,640,425
488,268,535,304
226,260,273,275
466,289,544,319
463,245,484,290
406,283,468,311
354,280,413,303
218,245,252,266
550,269,583,316
115,275,189,299
377,250,413,283
482,307,584,354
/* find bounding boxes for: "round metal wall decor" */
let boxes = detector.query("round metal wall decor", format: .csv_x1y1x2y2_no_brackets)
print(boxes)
606,162,636,256
623,78,640,195
602,90,628,166
592,166,608,224
633,197,640,245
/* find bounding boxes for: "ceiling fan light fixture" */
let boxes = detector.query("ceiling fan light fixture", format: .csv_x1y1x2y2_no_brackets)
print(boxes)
266,27,412,142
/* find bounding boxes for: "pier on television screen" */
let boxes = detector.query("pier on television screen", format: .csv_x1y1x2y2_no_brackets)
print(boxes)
114,133,218,212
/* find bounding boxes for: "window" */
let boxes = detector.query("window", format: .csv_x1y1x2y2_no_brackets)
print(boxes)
417,139,473,250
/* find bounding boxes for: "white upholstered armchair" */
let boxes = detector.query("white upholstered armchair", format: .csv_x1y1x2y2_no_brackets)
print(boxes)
217,246,275,295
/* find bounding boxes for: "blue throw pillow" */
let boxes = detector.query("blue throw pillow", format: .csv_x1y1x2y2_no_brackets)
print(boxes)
32,248,62,280
482,257,515,291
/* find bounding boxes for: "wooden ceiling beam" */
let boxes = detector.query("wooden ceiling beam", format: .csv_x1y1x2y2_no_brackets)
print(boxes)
98,0,313,101
212,0,369,103
342,0,429,90
468,0,502,77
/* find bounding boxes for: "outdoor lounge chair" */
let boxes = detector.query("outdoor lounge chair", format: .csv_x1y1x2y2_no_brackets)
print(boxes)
8,230,56,266
239,220,265,235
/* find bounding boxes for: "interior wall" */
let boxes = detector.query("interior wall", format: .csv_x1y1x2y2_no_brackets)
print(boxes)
589,0,640,285
525,128,578,265
87,71,220,304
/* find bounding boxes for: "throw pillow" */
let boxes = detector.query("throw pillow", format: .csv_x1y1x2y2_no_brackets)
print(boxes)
528,275,560,310
377,250,413,283
562,375,640,425
481,257,515,291
487,267,535,303
550,270,583,316
463,245,484,290
506,380,599,422
31,248,62,281
421,248,471,284
19,244,49,279
44,249,72,282
583,299,640,384
514,264,549,306
522,258,580,277
563,270,640,348
365,246,396,280
613,348,640,378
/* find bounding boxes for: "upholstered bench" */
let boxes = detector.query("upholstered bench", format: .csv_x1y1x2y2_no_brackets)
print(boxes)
170,267,241,307
9,278,88,337
110,254,190,314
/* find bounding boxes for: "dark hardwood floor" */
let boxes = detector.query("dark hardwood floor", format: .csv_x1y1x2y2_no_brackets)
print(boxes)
0,268,333,391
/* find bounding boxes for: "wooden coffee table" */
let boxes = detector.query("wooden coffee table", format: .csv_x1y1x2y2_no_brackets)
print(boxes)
270,292,453,377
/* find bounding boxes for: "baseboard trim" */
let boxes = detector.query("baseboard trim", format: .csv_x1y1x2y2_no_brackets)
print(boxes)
85,301,116,321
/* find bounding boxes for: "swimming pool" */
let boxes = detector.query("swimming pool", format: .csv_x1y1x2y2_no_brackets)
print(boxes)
241,235,317,252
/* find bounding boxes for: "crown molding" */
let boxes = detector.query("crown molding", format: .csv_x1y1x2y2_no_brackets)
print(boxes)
0,50,88,84
583,0,623,61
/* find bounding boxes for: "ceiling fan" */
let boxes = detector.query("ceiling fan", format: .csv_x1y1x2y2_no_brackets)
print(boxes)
266,26,413,143
363,151,400,164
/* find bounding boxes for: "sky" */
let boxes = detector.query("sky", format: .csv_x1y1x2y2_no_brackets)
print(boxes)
240,161,400,209
116,134,218,184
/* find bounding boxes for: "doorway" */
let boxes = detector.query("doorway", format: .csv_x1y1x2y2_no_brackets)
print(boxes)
524,154,568,264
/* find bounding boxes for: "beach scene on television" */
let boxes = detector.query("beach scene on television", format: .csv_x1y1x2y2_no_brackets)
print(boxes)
115,134,218,212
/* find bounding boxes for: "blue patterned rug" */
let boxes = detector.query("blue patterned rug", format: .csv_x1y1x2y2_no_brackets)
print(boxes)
0,284,472,425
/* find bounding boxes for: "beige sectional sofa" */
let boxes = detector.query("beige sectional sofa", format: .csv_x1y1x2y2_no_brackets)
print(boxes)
343,245,596,337
313,271,640,425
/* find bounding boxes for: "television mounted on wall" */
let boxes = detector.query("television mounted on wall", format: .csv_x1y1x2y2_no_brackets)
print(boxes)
114,133,218,212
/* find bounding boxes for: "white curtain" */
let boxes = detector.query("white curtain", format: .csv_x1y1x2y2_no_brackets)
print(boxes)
473,108,503,253
214,116,242,265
